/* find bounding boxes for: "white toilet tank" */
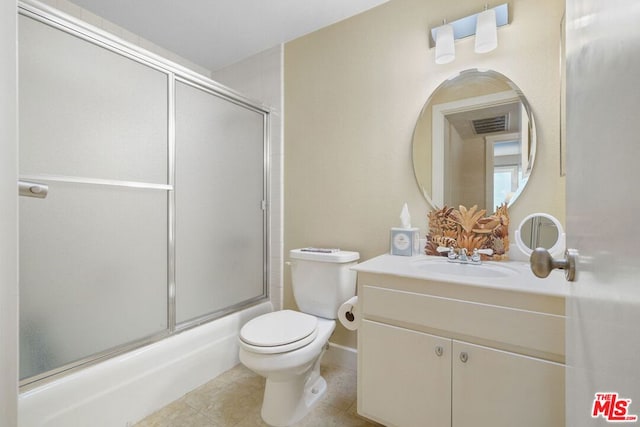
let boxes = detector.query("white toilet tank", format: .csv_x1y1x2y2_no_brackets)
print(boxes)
289,249,360,319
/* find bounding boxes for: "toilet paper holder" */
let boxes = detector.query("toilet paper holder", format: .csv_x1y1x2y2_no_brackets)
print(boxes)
344,306,355,322
338,296,360,331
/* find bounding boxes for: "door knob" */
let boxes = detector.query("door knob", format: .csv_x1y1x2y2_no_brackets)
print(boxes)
530,247,578,282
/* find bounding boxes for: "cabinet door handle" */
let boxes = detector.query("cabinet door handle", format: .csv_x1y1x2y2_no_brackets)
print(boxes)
459,352,469,363
435,346,444,357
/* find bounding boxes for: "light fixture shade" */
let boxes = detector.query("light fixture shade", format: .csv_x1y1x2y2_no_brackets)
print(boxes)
475,8,497,53
435,24,455,64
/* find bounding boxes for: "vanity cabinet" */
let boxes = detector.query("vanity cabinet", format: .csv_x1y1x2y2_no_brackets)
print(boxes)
355,266,566,427
451,340,563,427
360,320,452,426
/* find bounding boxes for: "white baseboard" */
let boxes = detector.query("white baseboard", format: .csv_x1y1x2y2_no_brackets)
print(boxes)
324,342,357,371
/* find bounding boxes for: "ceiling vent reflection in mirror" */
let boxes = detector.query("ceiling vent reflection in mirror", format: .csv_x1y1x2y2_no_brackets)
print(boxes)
426,203,510,260
472,114,509,134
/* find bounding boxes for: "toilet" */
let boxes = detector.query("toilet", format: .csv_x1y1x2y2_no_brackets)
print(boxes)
238,248,360,427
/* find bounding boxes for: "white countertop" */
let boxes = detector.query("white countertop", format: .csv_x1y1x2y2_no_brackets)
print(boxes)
352,254,570,298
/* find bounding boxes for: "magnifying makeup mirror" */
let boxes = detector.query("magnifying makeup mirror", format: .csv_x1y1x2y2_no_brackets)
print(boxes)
515,213,565,258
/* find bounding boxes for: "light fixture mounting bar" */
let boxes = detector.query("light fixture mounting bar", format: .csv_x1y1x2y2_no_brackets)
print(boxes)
430,3,509,47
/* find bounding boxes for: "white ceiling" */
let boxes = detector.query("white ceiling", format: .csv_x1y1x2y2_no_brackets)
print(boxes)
69,0,390,71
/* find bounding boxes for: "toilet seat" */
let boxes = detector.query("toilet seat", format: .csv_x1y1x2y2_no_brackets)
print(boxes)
239,310,319,354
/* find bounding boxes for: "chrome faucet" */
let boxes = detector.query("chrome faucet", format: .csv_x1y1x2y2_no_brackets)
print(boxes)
437,246,459,260
436,246,494,265
470,248,494,264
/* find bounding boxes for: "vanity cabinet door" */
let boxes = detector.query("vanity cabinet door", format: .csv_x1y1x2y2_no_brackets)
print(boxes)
452,341,564,427
358,319,452,427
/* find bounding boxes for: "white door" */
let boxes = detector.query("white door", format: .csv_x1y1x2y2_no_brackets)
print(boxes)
565,0,640,425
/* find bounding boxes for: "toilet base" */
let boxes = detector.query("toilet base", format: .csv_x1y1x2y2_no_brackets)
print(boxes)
260,353,327,426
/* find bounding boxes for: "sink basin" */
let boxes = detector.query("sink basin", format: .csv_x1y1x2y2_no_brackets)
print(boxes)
411,257,520,278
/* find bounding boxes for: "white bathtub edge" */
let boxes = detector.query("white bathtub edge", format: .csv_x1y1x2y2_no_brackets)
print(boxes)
18,301,272,427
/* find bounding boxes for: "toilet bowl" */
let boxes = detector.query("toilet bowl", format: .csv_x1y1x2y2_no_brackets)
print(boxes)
238,248,359,427
239,310,335,426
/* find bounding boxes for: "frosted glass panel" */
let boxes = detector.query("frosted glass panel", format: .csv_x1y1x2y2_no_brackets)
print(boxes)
175,81,266,323
19,182,168,379
18,15,168,184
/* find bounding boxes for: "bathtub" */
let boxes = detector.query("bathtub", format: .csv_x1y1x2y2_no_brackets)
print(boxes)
18,301,272,427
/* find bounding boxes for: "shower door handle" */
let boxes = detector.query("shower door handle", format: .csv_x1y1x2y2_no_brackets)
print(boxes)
18,180,48,199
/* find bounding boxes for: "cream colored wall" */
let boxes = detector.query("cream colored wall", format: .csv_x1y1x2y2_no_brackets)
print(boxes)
454,134,486,209
285,0,565,349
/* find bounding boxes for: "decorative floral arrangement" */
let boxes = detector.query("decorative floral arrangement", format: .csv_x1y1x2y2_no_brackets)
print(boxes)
426,204,510,261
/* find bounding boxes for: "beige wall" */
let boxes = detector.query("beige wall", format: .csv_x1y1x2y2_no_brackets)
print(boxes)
284,0,566,349
453,134,486,209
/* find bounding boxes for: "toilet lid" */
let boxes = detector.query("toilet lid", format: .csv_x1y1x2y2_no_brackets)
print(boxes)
239,310,318,352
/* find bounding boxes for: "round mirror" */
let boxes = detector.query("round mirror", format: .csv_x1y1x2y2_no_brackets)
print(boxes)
412,69,536,211
515,213,565,258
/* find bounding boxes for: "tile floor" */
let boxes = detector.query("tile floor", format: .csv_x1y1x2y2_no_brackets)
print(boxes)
134,362,383,427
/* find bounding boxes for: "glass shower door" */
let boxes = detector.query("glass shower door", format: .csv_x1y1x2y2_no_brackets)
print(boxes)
18,9,269,384
18,15,170,381
174,80,267,325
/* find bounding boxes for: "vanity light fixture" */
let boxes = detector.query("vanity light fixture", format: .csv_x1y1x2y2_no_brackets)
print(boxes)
430,3,508,64
475,6,498,53
435,23,455,64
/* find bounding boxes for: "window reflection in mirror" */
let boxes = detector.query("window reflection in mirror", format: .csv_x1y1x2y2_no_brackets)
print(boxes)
492,139,523,208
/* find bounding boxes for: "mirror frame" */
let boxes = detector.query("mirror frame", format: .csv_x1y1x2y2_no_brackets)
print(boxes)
515,212,566,258
412,68,537,211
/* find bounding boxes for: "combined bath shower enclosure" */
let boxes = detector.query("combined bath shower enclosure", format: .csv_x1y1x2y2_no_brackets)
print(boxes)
18,5,269,386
